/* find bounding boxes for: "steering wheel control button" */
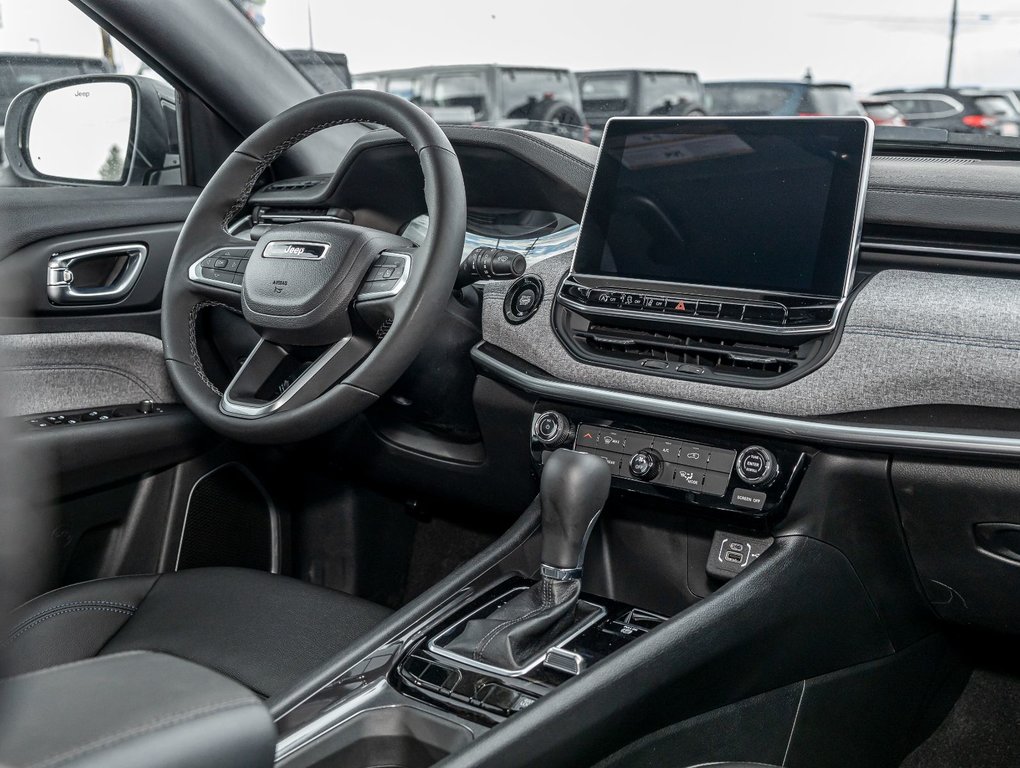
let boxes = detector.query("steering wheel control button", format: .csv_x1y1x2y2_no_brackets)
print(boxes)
736,446,779,487
628,450,662,481
503,276,544,324
731,488,767,511
534,411,572,448
192,246,255,291
359,252,411,301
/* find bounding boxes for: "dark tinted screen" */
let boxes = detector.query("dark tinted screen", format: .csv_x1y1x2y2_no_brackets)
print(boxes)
573,118,871,297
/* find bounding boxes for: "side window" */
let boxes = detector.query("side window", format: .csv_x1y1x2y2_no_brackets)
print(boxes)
0,0,182,187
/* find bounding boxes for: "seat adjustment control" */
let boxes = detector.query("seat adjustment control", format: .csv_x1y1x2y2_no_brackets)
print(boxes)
735,446,779,487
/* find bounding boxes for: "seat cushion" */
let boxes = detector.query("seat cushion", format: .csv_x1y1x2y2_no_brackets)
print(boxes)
2,567,392,700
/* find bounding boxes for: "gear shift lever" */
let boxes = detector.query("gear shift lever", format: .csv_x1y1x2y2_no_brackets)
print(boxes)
540,449,613,580
441,449,611,671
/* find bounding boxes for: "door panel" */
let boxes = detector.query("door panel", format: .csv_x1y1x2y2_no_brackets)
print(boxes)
1,187,211,593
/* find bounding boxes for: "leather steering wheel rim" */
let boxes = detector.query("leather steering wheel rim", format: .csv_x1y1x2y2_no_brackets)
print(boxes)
161,90,467,444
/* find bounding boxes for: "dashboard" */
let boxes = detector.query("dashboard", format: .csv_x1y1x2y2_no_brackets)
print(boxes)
247,122,1020,636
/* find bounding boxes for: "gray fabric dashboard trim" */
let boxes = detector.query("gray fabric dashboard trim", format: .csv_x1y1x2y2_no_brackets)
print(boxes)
0,332,177,416
482,257,1020,416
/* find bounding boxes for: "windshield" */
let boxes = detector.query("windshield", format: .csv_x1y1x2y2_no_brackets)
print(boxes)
235,1,1020,149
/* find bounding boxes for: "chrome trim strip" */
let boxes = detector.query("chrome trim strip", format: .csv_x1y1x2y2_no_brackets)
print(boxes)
567,115,874,316
220,336,356,419
862,240,1020,263
263,240,330,260
427,587,607,678
47,244,148,304
471,343,1020,458
274,680,388,762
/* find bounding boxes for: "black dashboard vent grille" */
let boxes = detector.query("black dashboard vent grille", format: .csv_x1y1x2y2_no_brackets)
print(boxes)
576,324,804,378
253,206,353,225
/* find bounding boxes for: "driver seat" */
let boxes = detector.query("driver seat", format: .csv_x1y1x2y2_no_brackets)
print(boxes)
2,567,392,703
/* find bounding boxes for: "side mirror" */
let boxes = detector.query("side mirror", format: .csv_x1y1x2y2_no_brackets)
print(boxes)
3,74,180,186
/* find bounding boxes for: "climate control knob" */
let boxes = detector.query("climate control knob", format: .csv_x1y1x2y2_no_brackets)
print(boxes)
736,446,779,487
534,411,572,448
628,449,662,481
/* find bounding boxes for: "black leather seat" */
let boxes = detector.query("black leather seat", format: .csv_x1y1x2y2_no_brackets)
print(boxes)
2,567,392,703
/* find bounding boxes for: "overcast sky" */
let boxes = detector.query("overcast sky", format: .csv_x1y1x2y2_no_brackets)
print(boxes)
3,0,1020,94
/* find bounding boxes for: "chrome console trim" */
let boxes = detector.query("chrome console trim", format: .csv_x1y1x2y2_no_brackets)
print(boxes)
471,343,1020,459
427,586,607,678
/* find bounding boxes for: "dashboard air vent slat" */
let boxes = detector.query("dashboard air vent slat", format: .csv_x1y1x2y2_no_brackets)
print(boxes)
577,324,803,377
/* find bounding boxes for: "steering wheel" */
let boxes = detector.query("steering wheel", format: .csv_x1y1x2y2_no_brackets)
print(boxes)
161,91,466,444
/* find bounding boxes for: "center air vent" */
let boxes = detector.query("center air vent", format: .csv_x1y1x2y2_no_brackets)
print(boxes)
553,301,837,389
577,324,806,377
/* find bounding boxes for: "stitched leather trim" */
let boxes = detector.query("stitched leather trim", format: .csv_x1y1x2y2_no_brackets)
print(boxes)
30,697,260,768
473,579,554,660
221,116,392,232
8,600,137,637
4,606,136,646
187,300,243,395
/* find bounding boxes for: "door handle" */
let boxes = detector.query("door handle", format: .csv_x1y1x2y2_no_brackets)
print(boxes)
46,244,148,305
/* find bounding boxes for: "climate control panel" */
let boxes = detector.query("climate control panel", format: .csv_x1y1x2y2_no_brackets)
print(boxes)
530,408,808,518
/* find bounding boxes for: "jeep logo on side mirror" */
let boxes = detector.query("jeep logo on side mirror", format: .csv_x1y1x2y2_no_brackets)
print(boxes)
263,241,329,260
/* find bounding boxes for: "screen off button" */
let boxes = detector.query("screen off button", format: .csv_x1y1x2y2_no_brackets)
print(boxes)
731,489,767,511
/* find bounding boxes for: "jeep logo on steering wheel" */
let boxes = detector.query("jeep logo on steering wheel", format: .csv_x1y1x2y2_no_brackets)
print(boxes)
263,241,329,260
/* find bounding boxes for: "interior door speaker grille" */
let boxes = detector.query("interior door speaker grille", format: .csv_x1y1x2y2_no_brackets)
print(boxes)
176,464,277,572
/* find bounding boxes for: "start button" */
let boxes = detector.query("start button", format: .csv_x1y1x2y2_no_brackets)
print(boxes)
503,276,544,324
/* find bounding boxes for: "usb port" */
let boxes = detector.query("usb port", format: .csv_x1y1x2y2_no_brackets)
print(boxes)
724,550,744,564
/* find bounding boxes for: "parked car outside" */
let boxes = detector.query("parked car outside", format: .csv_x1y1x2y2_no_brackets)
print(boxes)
577,70,705,143
704,80,864,117
860,98,908,127
872,87,1020,136
0,53,111,164
353,64,589,142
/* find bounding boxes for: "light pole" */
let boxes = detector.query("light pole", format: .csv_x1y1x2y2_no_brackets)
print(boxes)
945,0,959,87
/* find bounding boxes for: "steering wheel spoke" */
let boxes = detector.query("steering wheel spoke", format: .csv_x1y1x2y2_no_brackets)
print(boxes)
220,335,374,419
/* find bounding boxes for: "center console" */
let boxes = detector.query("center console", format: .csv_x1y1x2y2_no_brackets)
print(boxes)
268,118,899,768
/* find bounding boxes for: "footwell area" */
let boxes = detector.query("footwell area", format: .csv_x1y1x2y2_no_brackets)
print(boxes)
901,669,1020,768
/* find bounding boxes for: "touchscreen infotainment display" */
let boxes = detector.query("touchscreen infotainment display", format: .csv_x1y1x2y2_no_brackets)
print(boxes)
572,118,872,298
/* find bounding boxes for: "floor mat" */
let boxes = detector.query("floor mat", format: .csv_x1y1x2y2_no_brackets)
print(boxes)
403,515,497,602
901,669,1020,768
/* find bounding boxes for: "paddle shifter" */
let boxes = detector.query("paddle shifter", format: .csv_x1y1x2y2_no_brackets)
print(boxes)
443,449,611,671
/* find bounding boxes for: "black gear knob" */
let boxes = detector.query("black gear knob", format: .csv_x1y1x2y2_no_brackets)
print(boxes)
540,449,612,578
